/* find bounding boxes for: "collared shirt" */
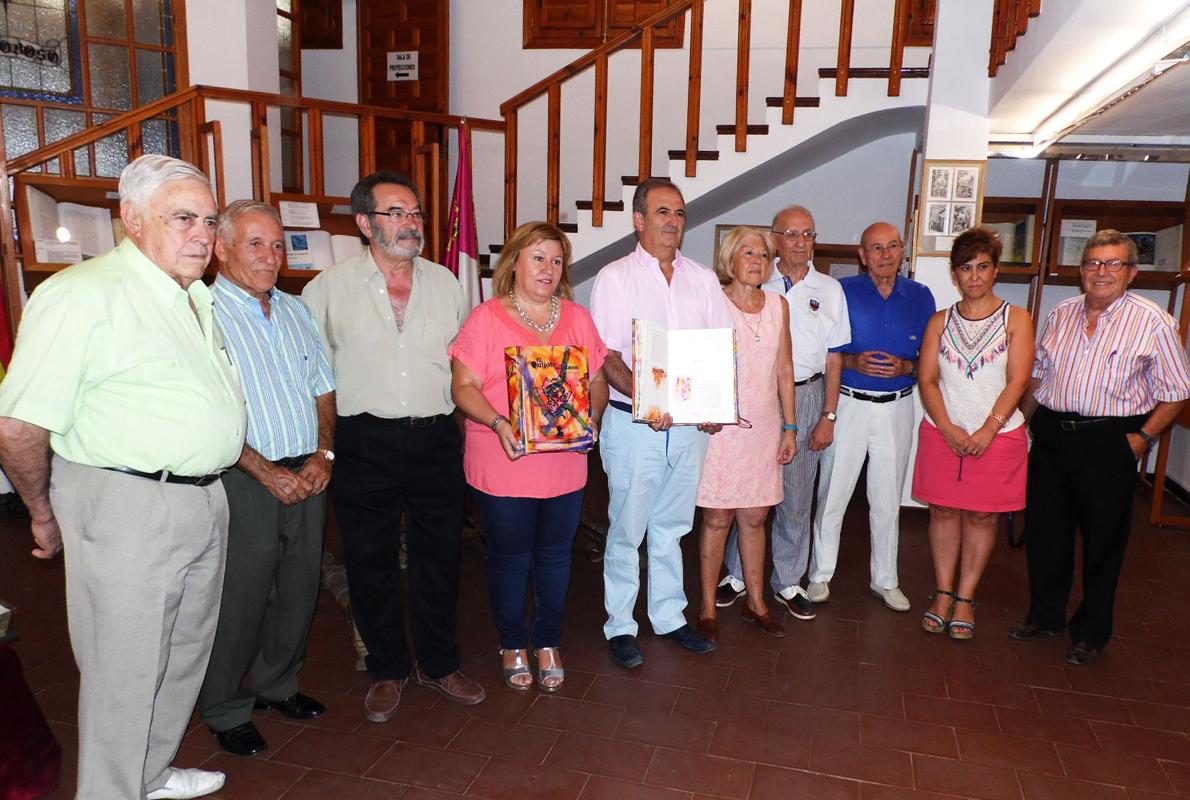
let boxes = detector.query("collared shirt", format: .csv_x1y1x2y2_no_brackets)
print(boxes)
761,260,851,381
831,273,935,392
1034,291,1190,417
301,250,465,418
0,238,246,475
590,243,734,404
212,274,335,460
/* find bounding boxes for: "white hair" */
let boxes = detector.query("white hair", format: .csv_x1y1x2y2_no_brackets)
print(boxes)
118,154,211,209
216,199,281,242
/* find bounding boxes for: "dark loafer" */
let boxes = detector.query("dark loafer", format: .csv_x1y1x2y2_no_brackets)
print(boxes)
212,721,267,757
609,634,645,669
741,606,785,638
1008,621,1061,641
254,692,326,719
413,664,487,705
1065,641,1100,666
696,617,719,643
662,623,716,654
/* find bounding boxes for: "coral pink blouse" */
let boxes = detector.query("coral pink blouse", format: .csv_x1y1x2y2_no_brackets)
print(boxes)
449,298,607,498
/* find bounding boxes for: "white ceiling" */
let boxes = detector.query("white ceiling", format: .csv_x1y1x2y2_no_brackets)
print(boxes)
1070,61,1190,137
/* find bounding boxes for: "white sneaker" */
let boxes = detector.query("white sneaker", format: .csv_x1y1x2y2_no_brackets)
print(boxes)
806,581,830,602
870,584,911,612
146,768,226,799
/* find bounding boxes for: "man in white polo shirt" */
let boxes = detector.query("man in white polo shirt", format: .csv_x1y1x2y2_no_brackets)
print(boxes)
717,204,850,621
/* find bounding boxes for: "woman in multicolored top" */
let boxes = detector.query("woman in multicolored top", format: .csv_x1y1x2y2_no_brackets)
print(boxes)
912,227,1034,640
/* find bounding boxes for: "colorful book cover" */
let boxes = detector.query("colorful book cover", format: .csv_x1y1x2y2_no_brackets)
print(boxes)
504,345,594,453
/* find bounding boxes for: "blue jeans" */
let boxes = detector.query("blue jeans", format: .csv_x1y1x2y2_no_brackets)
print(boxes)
471,488,584,649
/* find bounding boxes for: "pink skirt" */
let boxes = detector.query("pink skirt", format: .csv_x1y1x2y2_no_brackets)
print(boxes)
912,419,1027,512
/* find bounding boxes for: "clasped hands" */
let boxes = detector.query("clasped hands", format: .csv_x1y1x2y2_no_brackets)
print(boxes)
941,422,997,458
266,456,332,505
851,350,910,379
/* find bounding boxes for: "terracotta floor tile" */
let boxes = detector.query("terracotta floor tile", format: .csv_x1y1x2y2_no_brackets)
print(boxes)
292,655,365,696
583,673,681,713
360,701,472,745
277,770,410,800
1032,687,1135,724
708,721,810,770
544,731,655,781
946,677,1040,712
904,693,999,733
1056,743,1175,793
672,687,768,727
810,681,907,719
859,663,947,699
748,764,859,800
1160,760,1190,795
201,752,307,800
272,690,374,733
911,754,1023,800
1125,700,1190,735
613,709,715,753
809,740,913,787
643,747,754,799
453,687,538,726
34,683,78,725
859,715,958,758
766,700,861,744
1064,669,1163,703
637,657,732,692
1016,772,1128,800
858,784,968,800
994,707,1101,747
268,727,393,775
401,789,468,800
521,695,625,737
955,728,1063,775
465,759,589,800
448,717,559,763
977,660,1071,692
723,666,818,705
366,742,487,793
1091,720,1190,763
577,775,690,800
703,640,780,673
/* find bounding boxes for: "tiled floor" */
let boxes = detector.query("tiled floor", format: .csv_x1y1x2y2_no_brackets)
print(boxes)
7,487,1190,799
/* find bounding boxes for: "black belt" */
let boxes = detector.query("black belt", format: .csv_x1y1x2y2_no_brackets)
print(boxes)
387,414,447,429
103,466,224,487
609,400,633,414
840,385,914,404
1045,409,1145,433
795,372,823,387
273,454,313,469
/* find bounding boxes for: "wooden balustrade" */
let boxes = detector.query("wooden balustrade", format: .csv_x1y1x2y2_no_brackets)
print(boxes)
639,25,656,182
780,0,803,125
684,1,704,177
836,0,855,96
989,0,1042,77
734,0,752,152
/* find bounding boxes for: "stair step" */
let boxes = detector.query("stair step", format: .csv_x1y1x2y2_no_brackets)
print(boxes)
559,222,578,233
666,149,719,161
715,124,769,136
489,244,503,254
575,200,625,212
818,67,929,79
620,175,671,187
765,96,821,108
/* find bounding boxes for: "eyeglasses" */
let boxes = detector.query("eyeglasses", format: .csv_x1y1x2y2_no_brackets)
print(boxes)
367,208,427,224
864,242,904,256
772,229,817,242
1080,259,1134,272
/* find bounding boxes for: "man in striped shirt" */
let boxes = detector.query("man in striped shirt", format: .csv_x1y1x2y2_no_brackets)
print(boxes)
1011,229,1190,666
199,200,337,756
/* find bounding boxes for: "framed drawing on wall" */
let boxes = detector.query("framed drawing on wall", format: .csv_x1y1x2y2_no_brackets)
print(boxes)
916,159,985,256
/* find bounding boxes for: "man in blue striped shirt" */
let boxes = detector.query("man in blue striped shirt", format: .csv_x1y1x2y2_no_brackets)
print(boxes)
199,200,336,758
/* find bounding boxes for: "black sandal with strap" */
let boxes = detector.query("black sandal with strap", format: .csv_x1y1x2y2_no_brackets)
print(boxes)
947,596,977,640
921,589,954,634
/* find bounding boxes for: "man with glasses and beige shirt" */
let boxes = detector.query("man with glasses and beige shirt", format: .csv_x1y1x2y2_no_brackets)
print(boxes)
808,221,935,612
302,170,485,724
716,205,850,621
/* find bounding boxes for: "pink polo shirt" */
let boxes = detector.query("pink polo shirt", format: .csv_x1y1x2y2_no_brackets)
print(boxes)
449,298,607,498
589,243,734,404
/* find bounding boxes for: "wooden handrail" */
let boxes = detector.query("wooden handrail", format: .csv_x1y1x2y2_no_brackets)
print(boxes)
836,0,855,96
499,0,698,116
734,0,752,152
781,0,803,125
888,0,908,97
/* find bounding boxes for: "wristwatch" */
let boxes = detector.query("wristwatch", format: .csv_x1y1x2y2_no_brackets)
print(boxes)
822,411,837,422
318,448,335,462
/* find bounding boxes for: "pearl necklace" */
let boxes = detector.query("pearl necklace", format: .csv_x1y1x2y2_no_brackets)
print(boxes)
510,291,560,333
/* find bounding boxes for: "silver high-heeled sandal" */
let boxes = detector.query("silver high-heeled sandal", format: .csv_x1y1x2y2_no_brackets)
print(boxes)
534,647,564,693
499,648,533,691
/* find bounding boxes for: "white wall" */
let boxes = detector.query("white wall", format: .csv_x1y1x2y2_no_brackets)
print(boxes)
301,0,361,197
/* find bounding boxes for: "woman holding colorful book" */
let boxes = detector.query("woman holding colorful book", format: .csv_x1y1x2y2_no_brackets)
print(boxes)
450,221,608,693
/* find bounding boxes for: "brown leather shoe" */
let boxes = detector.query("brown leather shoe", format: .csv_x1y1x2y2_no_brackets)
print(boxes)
696,616,719,642
742,605,785,638
413,664,486,705
363,677,408,723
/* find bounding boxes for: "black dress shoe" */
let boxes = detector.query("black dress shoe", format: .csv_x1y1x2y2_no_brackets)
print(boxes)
662,624,716,654
1065,641,1100,666
1008,621,1061,641
609,634,645,669
253,692,326,719
212,721,267,757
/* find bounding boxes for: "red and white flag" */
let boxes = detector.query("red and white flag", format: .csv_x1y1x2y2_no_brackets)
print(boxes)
444,122,482,309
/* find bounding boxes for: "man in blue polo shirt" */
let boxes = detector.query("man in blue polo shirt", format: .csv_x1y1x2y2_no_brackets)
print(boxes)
808,221,935,611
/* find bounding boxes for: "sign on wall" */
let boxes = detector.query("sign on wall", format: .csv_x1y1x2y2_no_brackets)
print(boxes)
386,51,418,82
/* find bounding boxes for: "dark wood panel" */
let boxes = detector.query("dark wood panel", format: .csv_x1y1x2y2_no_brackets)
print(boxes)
300,0,344,49
524,0,683,48
358,0,448,114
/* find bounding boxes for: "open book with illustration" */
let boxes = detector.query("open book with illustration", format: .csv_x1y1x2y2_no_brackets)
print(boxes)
631,319,739,425
504,344,595,453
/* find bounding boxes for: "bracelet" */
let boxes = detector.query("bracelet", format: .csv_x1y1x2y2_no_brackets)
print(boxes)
490,414,510,432
782,423,798,432
1138,429,1157,448
988,411,1008,429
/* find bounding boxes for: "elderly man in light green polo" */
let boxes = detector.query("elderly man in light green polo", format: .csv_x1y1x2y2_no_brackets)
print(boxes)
0,155,247,800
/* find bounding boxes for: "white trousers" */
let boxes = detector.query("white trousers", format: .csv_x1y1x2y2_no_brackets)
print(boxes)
809,390,914,590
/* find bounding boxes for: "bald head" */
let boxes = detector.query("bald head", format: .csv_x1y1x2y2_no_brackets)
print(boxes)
858,221,904,283
771,205,816,277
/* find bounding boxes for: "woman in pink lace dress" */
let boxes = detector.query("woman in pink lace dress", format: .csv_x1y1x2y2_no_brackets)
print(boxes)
696,227,797,641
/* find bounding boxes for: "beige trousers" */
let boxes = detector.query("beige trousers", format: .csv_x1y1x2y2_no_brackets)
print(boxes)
51,457,229,799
